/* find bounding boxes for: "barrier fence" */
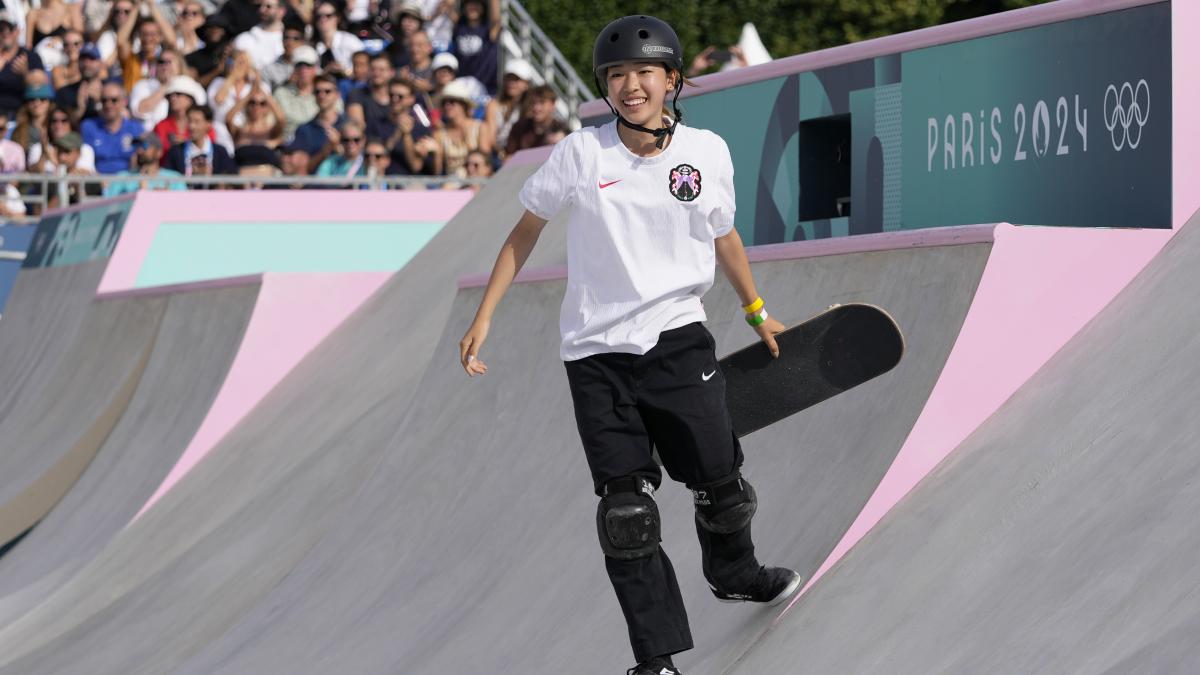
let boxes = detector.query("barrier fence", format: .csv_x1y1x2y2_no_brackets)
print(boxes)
0,173,490,223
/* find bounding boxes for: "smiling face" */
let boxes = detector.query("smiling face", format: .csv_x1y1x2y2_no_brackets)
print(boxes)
604,61,674,128
187,108,211,144
138,20,162,54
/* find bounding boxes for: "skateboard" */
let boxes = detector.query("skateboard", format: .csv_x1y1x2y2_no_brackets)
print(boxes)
722,303,904,437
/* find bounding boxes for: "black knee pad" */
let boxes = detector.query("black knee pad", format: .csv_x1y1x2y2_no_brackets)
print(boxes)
596,476,661,560
691,472,757,534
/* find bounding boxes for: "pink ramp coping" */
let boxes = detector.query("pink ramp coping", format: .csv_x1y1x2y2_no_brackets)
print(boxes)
97,190,471,295
779,222,1175,617
1174,0,1199,230
134,270,392,519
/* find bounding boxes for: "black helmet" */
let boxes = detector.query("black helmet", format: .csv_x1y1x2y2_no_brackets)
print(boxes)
592,15,683,80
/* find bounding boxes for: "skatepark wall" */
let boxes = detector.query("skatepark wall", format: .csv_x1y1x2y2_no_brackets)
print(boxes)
581,0,1193,244
0,196,135,316
96,190,471,292
86,189,472,514
0,226,33,318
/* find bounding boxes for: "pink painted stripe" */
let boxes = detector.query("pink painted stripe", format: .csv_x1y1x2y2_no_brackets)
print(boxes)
1173,1,1199,229
746,224,996,263
98,190,472,294
779,223,1174,619
504,145,554,167
580,0,1160,118
95,273,264,300
458,264,568,289
135,270,393,519
456,224,998,288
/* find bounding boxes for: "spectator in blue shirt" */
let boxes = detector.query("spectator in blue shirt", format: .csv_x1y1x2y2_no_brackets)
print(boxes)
315,120,366,179
104,132,188,195
292,72,345,170
81,82,144,174
450,0,499,95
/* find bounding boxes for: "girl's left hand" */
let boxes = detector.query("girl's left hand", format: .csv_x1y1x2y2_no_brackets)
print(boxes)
753,315,786,359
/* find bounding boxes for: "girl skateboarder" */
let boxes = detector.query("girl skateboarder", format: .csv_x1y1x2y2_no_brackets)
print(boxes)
459,15,801,674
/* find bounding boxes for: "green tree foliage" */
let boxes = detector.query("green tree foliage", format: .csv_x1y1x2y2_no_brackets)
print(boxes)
520,0,1051,95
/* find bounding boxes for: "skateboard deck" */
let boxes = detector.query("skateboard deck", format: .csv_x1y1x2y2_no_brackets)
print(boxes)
722,303,904,437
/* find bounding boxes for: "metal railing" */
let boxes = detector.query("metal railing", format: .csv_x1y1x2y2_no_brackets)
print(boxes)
0,173,490,221
501,0,593,129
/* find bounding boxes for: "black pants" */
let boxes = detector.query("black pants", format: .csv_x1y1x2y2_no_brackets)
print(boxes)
564,322,762,663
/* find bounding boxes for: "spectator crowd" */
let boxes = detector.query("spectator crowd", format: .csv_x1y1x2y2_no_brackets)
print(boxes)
0,0,567,211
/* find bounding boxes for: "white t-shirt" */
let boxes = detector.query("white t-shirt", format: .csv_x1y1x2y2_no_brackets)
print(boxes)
234,26,285,71
129,78,168,126
519,121,736,361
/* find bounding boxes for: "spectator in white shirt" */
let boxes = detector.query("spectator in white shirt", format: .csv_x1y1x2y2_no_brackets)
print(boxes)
311,0,363,76
260,19,307,90
129,47,182,125
232,0,285,70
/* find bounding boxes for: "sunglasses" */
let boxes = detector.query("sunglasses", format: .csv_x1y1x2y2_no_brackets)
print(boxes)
248,99,267,106
389,92,411,99
101,96,123,103
366,152,387,159
342,136,363,143
156,57,174,65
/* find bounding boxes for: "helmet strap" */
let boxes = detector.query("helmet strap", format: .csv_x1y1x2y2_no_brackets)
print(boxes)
596,74,684,150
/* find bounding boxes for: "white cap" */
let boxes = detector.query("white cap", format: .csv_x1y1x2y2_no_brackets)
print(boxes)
291,45,319,67
162,76,208,105
503,58,536,83
431,52,458,73
439,79,475,107
396,0,424,19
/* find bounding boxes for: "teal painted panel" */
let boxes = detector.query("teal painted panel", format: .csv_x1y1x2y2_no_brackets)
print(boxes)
135,221,443,287
901,3,1170,229
686,77,786,243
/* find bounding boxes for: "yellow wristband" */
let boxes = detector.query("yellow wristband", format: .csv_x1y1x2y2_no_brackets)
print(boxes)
742,297,764,314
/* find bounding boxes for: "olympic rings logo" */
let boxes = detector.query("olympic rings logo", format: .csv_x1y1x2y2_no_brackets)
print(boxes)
1103,80,1150,151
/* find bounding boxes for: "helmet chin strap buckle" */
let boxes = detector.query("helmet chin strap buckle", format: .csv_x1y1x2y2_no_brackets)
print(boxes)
597,75,685,151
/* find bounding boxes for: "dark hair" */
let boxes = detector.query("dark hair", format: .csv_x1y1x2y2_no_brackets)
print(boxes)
369,51,391,65
187,104,215,121
283,18,307,33
314,73,338,88
528,85,556,102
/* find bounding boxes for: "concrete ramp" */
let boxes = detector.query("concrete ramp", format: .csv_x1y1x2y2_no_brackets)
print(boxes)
161,234,989,674
0,262,105,422
0,158,570,674
0,281,258,627
727,214,1200,672
0,295,164,551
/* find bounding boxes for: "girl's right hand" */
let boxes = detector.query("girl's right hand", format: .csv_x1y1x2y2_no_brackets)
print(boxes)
459,319,490,376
